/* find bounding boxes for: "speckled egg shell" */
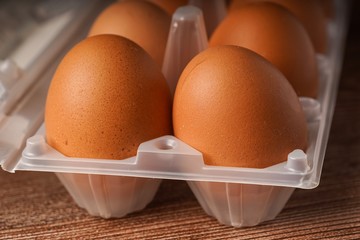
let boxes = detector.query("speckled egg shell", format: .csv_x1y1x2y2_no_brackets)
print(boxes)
45,35,172,160
89,1,171,67
210,2,319,98
173,45,308,168
229,0,328,53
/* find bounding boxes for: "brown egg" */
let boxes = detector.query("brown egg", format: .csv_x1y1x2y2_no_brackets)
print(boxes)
210,2,318,98
229,0,328,53
173,46,307,168
88,1,171,67
319,0,335,19
145,0,188,14
45,35,172,160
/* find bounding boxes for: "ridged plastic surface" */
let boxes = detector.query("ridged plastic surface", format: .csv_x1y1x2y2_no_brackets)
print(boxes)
56,173,161,218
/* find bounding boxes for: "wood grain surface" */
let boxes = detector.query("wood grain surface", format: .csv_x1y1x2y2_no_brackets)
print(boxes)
1,2,360,239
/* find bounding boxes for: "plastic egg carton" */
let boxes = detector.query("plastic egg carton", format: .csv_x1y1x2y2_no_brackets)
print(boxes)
0,0,108,166
0,0,349,227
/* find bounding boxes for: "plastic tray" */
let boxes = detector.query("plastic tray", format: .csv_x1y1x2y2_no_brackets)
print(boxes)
0,0,349,227
0,0,107,166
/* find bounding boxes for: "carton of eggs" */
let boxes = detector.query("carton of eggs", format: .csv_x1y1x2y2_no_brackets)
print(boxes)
0,0,349,227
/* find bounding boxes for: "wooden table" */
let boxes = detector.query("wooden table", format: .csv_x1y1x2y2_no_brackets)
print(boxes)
1,3,359,239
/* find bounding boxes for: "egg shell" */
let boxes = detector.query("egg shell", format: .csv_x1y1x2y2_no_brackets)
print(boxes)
319,0,335,19
229,0,328,53
45,35,172,160
145,0,188,14
210,2,319,98
173,45,308,168
88,0,171,67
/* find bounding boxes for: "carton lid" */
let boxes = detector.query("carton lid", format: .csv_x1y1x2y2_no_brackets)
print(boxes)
0,0,104,168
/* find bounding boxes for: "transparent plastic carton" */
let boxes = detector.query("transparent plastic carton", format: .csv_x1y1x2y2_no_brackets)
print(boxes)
0,0,107,166
0,0,349,227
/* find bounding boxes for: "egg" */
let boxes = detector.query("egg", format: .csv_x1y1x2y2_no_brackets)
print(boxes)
88,1,171,67
319,0,335,19
145,0,188,14
45,35,172,160
210,2,319,98
173,46,307,168
229,0,328,53
189,0,228,36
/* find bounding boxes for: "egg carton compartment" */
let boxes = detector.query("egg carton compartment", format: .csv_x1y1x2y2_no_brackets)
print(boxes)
3,93,319,223
1,0,350,227
0,0,109,166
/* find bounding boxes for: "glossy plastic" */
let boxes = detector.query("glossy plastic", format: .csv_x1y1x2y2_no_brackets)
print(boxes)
0,0,105,166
